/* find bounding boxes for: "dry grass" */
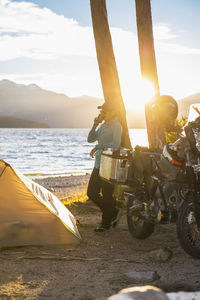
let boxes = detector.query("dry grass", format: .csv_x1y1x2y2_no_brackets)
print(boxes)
60,192,88,206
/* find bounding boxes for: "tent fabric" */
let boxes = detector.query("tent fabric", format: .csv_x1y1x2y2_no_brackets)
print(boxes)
0,159,81,247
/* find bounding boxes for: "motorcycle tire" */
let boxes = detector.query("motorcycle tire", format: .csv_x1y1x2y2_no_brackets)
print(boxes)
126,196,154,239
177,202,200,259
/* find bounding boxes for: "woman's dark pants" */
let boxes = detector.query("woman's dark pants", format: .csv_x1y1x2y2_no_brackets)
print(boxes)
87,167,117,227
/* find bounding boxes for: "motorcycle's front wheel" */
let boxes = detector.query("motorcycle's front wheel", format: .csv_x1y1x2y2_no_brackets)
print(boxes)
126,196,154,239
177,201,200,258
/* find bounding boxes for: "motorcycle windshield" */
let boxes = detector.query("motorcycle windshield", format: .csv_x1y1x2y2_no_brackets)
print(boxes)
186,104,200,153
188,104,200,122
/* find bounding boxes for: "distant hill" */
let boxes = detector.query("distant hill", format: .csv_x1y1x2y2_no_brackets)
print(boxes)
0,79,103,128
0,116,49,128
0,79,145,128
0,79,198,128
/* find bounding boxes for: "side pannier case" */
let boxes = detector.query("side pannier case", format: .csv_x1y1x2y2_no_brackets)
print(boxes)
100,148,132,184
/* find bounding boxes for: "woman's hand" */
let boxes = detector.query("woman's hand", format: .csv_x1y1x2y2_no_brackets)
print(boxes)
90,147,97,158
94,113,104,125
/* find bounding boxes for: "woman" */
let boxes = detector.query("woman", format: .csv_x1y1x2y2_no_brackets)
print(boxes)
87,102,122,232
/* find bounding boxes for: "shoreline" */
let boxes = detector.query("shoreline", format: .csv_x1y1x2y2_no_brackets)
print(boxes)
33,173,90,201
26,171,91,179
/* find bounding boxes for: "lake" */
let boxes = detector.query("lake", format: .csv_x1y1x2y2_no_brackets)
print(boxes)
0,128,148,176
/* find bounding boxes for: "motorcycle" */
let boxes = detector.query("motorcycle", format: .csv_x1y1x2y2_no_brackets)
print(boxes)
100,117,200,258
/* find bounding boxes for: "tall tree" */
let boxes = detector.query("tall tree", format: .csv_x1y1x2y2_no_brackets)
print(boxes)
135,0,160,94
90,0,132,149
135,0,162,150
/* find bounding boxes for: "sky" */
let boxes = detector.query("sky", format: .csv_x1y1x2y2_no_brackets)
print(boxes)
0,0,200,109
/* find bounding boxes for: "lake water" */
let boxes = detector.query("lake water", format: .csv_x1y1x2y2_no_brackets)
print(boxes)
0,128,148,176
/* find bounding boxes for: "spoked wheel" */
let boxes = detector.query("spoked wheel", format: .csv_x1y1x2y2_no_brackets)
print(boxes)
126,196,154,239
177,202,200,258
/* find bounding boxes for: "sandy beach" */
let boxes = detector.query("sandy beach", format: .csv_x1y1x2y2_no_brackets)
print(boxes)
0,173,200,300
34,173,90,202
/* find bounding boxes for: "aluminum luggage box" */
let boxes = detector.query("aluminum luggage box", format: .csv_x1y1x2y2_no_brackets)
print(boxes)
100,148,131,184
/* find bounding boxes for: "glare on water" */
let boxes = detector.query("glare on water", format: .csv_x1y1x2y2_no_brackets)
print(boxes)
0,128,148,176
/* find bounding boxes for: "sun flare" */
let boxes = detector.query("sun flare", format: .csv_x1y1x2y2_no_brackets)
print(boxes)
124,79,155,110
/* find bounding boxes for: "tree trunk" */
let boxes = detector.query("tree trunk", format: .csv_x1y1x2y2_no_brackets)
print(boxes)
90,0,132,149
135,0,162,150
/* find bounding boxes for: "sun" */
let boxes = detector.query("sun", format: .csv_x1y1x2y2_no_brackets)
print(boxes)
124,79,155,110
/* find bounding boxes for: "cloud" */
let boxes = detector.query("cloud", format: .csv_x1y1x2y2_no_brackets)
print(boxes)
0,0,77,34
153,24,177,41
0,0,95,60
156,40,200,55
0,0,200,100
153,24,200,55
0,0,199,62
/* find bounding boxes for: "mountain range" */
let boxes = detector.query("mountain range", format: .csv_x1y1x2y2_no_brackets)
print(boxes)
0,79,104,128
0,79,199,128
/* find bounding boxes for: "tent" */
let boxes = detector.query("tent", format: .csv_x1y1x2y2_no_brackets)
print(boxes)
0,159,81,247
